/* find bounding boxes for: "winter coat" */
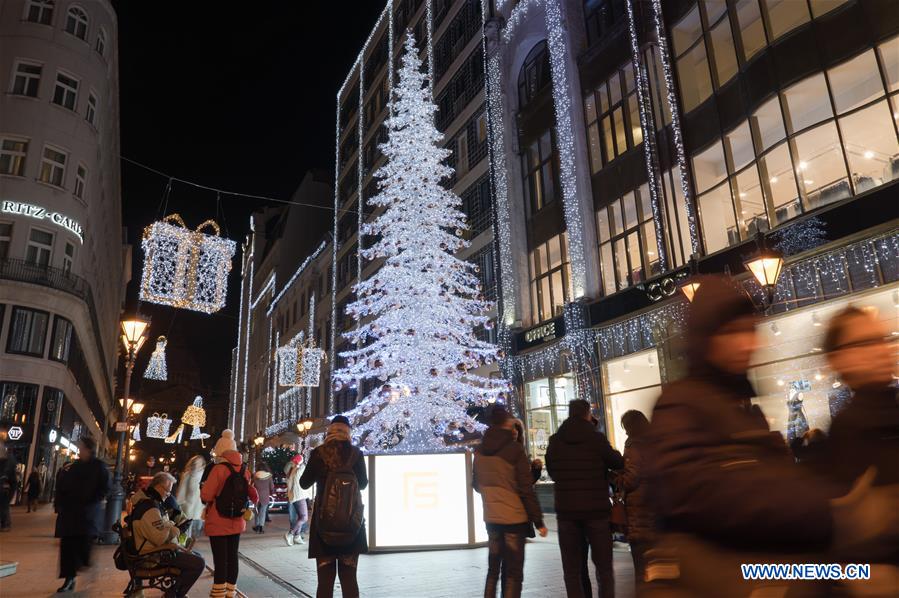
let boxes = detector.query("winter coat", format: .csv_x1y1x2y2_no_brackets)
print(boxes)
647,277,835,553
200,450,258,537
26,473,41,499
300,440,368,558
174,462,205,520
287,463,312,503
620,435,655,544
472,426,544,529
825,386,899,492
253,471,274,508
129,487,179,554
54,456,110,538
545,417,623,520
0,450,17,496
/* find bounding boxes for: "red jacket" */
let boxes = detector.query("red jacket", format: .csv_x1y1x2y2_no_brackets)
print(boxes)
200,450,258,537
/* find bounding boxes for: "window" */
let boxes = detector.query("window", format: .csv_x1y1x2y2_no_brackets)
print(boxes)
63,242,74,273
74,164,86,199
521,129,559,216
708,11,738,86
597,185,660,295
838,100,899,193
86,93,97,126
95,28,106,56
673,6,712,113
25,0,53,25
6,306,49,356
49,316,73,362
762,0,809,41
64,6,88,40
828,51,884,114
698,182,739,252
52,72,78,110
39,146,67,187
26,228,53,266
0,222,11,259
11,61,41,97
528,234,571,323
518,41,551,109
734,0,767,62
0,139,28,176
584,62,642,171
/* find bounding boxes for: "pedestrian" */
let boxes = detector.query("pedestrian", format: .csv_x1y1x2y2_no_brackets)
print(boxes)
545,399,623,598
530,458,543,484
130,472,205,597
143,455,159,477
200,429,258,598
0,437,16,531
175,454,207,540
53,435,109,593
285,454,311,545
473,406,547,598
617,410,654,592
646,276,899,595
26,469,41,512
300,415,367,598
252,461,274,534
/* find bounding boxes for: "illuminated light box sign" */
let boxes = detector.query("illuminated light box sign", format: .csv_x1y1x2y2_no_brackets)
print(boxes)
1,200,84,242
365,452,487,551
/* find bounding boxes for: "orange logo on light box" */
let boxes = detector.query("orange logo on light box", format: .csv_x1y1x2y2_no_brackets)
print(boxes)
403,471,439,510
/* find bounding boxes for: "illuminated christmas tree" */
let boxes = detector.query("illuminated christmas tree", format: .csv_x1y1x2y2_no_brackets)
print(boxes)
334,33,507,452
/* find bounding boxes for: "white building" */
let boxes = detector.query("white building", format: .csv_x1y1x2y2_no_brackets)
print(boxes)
0,0,127,495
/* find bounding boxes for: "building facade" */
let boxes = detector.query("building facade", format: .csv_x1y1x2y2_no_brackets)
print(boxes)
486,0,899,465
0,0,127,492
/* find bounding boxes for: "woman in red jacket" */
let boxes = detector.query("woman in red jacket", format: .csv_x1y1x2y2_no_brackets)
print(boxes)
201,430,258,598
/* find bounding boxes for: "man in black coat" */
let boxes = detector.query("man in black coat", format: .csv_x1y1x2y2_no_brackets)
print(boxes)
0,439,17,532
54,436,110,593
546,398,623,598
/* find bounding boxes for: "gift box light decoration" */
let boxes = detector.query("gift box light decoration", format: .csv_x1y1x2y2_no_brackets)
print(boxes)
143,336,168,381
278,333,327,388
139,214,236,314
181,396,207,427
145,412,172,439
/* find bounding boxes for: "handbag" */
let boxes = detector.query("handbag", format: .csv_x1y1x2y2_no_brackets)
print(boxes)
610,488,628,535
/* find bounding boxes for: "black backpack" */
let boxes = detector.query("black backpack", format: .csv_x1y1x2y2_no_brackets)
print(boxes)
314,451,364,548
215,462,249,518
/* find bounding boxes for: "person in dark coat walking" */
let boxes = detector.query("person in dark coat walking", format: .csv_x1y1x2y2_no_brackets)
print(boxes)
26,469,41,512
473,406,547,598
646,276,899,595
545,398,624,598
618,410,654,592
54,436,109,593
300,415,367,598
0,439,16,531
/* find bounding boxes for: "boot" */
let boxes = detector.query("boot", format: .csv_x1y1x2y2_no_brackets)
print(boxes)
209,583,226,597
57,577,76,593
225,583,237,598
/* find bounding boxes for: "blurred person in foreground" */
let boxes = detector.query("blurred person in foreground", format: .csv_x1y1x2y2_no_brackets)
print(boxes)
175,454,206,540
473,406,547,598
546,399,624,598
618,410,655,592
645,276,899,596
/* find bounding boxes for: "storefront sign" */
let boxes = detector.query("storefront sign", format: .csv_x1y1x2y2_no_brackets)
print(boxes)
1,200,84,242
48,429,58,443
7,426,23,441
516,316,566,351
642,271,688,302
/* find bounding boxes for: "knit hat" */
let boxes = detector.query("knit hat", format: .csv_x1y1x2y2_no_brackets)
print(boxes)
213,429,237,456
330,415,351,427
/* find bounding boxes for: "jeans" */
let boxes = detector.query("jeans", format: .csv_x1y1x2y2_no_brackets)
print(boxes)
161,549,205,598
316,555,359,598
59,535,93,579
557,517,614,598
209,534,240,584
288,499,308,535
484,530,525,598
255,503,269,528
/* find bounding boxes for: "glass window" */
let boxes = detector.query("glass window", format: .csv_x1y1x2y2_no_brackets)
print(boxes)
613,107,627,155
750,96,787,151
528,234,571,324
518,41,550,109
763,0,810,41
522,129,558,216
782,74,833,133
827,51,885,114
793,121,850,208
628,95,643,146
26,0,54,25
52,72,78,110
7,306,49,356
838,100,899,193
692,140,727,193
600,243,616,296
95,28,106,56
596,207,611,242
63,242,74,273
677,41,713,112
641,221,660,276
810,0,850,17
587,123,602,173
626,232,644,282
0,139,28,176
699,182,738,253
704,0,728,25
0,222,12,259
39,145,66,187
614,238,628,287
12,61,41,97
597,187,657,295
672,6,703,55
646,45,673,128
733,165,769,236
734,0,767,61
879,36,899,92
759,142,802,225
49,316,73,362
26,228,53,266
64,6,88,40
587,62,641,168
74,164,86,199
86,93,97,126
724,121,755,172
709,17,738,86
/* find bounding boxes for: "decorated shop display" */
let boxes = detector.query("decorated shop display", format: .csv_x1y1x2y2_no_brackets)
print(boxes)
785,381,811,445
139,214,236,314
145,412,172,439
143,336,168,381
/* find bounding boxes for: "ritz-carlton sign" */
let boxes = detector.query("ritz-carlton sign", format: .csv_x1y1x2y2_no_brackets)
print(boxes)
1,200,83,242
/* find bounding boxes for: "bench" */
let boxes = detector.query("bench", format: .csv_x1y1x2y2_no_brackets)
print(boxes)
113,523,182,597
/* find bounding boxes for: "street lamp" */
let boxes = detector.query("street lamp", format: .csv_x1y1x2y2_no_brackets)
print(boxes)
253,435,264,447
99,314,149,544
679,255,702,302
744,234,784,310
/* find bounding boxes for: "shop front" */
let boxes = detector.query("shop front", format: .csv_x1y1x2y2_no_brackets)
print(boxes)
601,349,663,453
523,373,579,468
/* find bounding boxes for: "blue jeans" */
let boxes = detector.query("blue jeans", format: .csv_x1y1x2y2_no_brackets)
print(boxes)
255,503,269,528
485,529,525,598
288,499,308,535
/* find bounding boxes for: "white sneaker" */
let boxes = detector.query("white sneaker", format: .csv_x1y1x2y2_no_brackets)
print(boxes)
285,531,294,546
294,534,304,544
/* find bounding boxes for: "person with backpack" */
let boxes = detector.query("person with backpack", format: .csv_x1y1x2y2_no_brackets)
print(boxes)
300,415,367,598
200,429,258,598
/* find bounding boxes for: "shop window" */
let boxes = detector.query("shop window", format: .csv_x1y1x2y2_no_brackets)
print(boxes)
749,95,786,152
603,349,661,452
597,185,659,295
521,129,559,216
698,182,738,253
26,228,53,266
759,142,802,225
879,36,899,92
49,316,73,363
584,62,641,171
782,74,833,134
734,0,767,62
708,9,738,86
827,51,884,115
692,140,727,194
528,233,571,324
676,35,713,113
0,381,39,427
7,306,49,357
524,373,578,464
838,101,899,193
792,122,850,209
762,0,810,42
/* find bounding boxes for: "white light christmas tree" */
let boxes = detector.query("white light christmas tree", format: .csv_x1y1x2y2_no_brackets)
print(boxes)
334,33,508,453
143,336,168,381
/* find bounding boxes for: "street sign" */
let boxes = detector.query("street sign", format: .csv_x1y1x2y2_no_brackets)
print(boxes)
8,426,23,441
115,422,129,432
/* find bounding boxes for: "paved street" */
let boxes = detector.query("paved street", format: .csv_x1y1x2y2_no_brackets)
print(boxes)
0,504,637,597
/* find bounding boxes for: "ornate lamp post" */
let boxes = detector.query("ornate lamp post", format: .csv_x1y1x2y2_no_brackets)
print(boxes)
296,418,313,451
99,315,149,544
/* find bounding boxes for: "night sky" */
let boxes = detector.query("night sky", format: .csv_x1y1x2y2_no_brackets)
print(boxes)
114,2,383,400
